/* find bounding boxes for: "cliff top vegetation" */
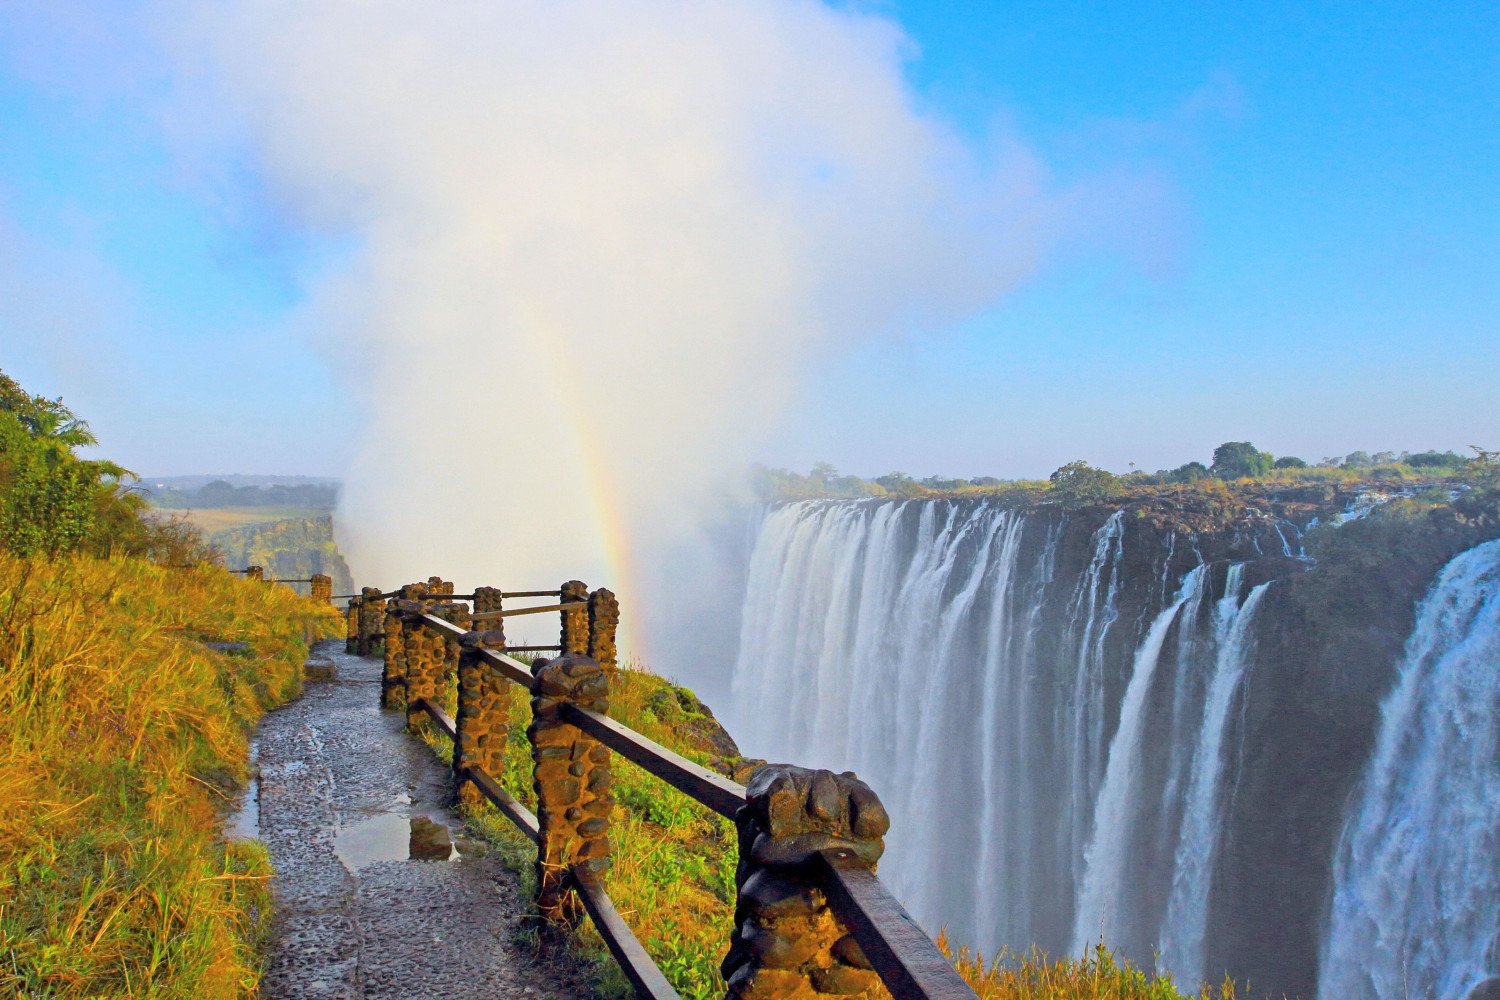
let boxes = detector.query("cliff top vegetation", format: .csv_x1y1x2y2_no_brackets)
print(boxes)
753,440,1490,505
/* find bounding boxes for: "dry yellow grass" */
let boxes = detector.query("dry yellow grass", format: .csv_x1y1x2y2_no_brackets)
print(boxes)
0,552,341,998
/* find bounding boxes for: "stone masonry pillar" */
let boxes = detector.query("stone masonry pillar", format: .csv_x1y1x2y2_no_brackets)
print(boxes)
527,653,612,925
357,586,386,656
722,764,893,999
309,574,332,603
244,565,264,583
474,586,504,625
560,580,588,655
431,599,471,689
587,587,620,676
400,599,445,728
455,623,509,810
346,598,360,654
382,583,430,709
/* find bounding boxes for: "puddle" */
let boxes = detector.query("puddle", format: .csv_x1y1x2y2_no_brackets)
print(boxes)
334,812,462,870
227,739,260,841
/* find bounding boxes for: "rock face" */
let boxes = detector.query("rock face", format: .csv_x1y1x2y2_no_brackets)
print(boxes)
723,764,892,999
731,483,1500,999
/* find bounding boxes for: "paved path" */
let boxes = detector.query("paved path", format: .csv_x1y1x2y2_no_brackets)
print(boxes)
250,639,594,999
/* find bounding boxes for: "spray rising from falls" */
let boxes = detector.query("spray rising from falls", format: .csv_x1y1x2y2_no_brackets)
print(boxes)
1319,538,1500,1000
731,499,1277,971
173,0,1075,615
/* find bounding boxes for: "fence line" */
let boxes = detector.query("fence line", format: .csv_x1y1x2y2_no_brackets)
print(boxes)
333,575,976,1000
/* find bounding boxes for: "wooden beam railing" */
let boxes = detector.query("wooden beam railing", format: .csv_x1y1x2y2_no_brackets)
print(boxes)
359,579,976,1000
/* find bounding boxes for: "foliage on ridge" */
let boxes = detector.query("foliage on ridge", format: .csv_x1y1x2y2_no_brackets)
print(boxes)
752,440,1490,504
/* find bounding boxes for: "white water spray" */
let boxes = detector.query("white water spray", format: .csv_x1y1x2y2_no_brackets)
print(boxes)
1319,538,1500,1000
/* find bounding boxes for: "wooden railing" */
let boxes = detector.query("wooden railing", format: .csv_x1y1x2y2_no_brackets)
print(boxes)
341,577,976,1000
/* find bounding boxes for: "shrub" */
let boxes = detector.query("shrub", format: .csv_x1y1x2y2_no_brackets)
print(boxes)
1405,450,1467,469
1210,442,1273,479
1274,456,1308,469
1049,461,1122,504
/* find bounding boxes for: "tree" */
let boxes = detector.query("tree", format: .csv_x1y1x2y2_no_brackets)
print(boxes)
874,471,923,497
1343,450,1374,468
1048,461,1121,504
1169,461,1211,483
1211,441,1274,479
1406,450,1466,469
809,462,837,487
1274,456,1309,469
197,480,238,506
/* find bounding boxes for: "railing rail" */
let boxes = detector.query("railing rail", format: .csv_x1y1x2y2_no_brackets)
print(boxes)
348,578,976,1000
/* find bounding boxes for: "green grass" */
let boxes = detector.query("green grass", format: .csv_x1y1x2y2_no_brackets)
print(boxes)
0,553,341,998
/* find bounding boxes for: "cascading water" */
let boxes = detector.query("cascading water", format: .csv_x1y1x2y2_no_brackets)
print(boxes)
1071,564,1209,954
1319,538,1500,1000
1158,572,1271,984
731,499,1279,969
727,496,1496,997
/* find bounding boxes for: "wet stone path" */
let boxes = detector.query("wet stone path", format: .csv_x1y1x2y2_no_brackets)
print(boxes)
249,639,594,999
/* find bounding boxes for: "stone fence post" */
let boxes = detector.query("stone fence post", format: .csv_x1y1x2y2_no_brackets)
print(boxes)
345,598,360,654
382,583,429,709
722,764,892,999
527,653,612,925
474,585,504,622
245,565,264,583
455,621,508,810
587,587,620,676
400,598,469,729
560,580,588,655
357,586,387,656
309,574,332,603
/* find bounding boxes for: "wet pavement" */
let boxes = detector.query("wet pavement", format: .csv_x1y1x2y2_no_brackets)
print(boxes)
249,639,594,999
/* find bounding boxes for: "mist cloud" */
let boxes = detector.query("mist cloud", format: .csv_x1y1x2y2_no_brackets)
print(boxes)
167,0,1063,649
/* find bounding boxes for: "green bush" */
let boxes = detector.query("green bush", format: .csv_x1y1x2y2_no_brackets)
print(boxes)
0,369,204,562
1210,441,1274,479
1049,461,1122,504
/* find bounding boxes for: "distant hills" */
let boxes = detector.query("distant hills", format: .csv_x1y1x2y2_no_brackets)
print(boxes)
142,473,339,491
147,477,339,510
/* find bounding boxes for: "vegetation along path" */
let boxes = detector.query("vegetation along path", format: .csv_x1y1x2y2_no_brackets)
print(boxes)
251,639,593,999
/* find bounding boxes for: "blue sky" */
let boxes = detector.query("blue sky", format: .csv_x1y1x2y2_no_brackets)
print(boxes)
1,2,1496,479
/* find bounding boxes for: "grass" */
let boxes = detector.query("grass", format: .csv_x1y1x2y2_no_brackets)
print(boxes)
939,935,1241,1000
0,552,341,998
415,658,1229,1000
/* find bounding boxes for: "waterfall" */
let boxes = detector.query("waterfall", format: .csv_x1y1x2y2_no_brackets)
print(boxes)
1070,564,1207,954
728,497,1495,994
1319,538,1500,1000
731,500,1263,957
1158,573,1272,984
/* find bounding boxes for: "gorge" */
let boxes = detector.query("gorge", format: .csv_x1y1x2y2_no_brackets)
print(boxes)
723,482,1499,1000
